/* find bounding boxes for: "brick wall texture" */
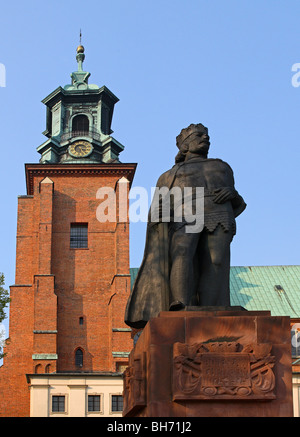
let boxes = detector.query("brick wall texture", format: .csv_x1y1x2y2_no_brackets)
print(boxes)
0,163,136,416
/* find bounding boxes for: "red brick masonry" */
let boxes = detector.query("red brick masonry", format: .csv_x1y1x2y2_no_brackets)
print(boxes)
0,163,136,416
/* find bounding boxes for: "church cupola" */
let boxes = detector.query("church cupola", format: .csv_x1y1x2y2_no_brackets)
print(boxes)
37,43,124,164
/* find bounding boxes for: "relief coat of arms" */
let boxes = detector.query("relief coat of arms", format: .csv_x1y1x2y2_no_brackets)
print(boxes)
173,341,276,400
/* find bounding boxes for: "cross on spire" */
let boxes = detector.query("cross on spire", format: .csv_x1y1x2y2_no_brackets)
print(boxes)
76,31,85,72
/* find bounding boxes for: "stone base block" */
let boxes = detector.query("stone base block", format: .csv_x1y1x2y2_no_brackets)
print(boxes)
123,309,293,417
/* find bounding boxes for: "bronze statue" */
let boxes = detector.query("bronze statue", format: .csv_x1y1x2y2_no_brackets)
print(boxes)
125,123,246,328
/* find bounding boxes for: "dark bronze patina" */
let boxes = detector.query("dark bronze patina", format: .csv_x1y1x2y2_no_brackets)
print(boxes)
125,123,246,328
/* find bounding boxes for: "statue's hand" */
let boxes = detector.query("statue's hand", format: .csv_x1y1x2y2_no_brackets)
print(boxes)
213,187,237,204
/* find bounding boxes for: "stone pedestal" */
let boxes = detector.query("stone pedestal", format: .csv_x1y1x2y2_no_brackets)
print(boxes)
123,308,293,417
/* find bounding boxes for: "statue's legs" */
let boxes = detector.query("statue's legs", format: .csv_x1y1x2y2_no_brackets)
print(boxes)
169,227,200,307
196,225,232,306
169,225,232,308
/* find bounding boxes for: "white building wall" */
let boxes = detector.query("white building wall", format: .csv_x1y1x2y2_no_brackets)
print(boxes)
29,374,124,417
292,375,300,417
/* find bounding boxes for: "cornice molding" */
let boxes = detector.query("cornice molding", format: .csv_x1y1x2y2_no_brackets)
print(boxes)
25,163,137,195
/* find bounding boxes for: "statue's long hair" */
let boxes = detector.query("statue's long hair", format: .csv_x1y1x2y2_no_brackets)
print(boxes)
175,148,187,163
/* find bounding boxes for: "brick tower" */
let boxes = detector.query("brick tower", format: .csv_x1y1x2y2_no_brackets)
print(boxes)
0,44,136,417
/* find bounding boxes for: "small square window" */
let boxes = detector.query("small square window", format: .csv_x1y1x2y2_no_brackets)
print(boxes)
52,395,65,412
88,395,101,412
111,395,123,412
70,223,88,249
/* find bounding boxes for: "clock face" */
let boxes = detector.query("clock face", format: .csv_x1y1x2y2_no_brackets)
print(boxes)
69,141,93,158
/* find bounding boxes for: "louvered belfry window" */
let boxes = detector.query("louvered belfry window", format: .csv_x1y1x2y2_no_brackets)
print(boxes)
72,114,89,133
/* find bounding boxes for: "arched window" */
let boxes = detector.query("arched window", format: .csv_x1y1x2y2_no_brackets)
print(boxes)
34,364,42,374
75,348,83,367
45,363,51,373
72,114,89,133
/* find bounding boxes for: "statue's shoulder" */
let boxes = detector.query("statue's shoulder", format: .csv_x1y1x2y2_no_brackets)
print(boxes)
207,158,233,172
156,164,179,187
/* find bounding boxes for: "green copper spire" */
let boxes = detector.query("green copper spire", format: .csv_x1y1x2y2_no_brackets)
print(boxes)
77,29,83,67
69,41,91,89
37,39,125,164
75,30,85,71
76,46,85,71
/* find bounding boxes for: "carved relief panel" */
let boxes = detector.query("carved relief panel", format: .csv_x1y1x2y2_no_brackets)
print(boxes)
173,342,276,400
123,352,146,416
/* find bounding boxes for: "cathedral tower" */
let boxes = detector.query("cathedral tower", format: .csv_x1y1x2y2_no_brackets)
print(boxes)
0,44,136,417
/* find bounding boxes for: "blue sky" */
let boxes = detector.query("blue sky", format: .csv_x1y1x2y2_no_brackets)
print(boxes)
0,0,300,335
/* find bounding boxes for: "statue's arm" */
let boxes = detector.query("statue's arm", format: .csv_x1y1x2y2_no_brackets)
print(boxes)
231,190,247,216
213,162,246,217
227,165,247,217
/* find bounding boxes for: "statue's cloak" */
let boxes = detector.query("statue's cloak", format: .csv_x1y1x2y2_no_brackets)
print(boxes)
124,166,176,329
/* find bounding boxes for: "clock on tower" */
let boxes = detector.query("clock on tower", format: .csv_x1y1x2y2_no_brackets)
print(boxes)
69,140,93,158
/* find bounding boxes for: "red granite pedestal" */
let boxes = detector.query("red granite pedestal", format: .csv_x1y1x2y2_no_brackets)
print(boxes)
123,308,293,417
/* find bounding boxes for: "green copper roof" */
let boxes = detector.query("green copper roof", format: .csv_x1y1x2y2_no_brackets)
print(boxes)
129,265,300,317
230,265,300,317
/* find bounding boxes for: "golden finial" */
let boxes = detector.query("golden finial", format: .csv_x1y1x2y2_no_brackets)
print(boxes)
77,45,84,54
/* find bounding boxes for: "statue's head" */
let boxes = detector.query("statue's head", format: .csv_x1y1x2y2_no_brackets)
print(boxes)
175,123,209,162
